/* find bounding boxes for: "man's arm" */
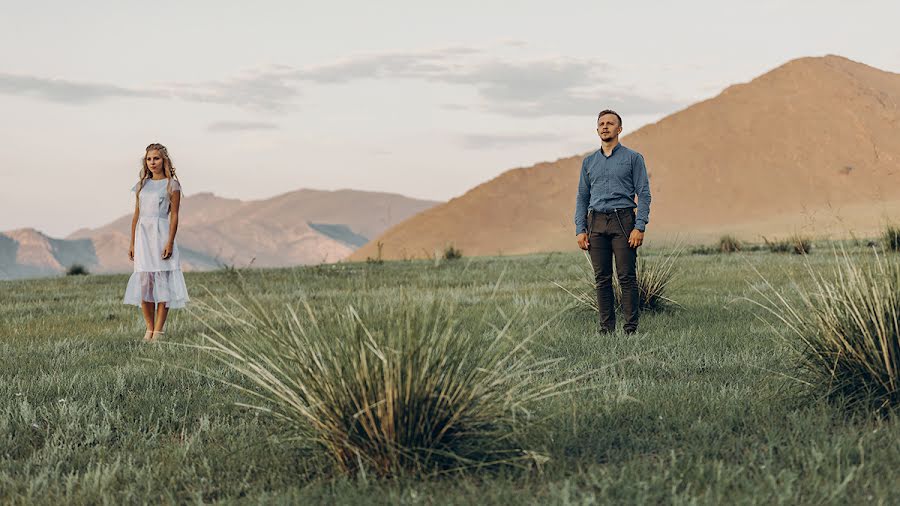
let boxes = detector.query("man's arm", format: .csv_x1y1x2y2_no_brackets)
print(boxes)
633,153,651,232
575,158,590,235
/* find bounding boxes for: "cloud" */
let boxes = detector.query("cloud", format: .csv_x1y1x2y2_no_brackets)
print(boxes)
166,67,301,111
207,121,280,133
294,51,682,118
0,68,299,111
294,46,480,83
459,132,567,149
0,46,684,118
0,72,161,104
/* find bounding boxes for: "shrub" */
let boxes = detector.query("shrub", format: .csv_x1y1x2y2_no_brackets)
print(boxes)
765,236,812,255
366,241,385,264
753,248,900,412
689,245,717,255
719,235,741,253
66,264,88,276
443,244,463,260
557,250,679,313
884,225,900,252
766,241,792,253
190,297,574,477
791,236,812,255
614,253,680,311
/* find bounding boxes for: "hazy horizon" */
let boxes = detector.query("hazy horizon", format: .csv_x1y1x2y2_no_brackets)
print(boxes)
2,0,899,237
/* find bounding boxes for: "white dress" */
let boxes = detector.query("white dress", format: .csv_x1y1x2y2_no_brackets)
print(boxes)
123,178,189,308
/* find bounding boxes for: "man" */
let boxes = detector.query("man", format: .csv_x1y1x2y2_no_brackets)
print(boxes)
575,109,651,334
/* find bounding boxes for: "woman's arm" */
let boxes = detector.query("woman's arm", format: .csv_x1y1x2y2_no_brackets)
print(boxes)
129,196,139,261
162,191,181,259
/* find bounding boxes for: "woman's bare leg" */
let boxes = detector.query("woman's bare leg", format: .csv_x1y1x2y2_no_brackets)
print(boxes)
140,301,155,329
153,303,169,333
140,301,155,341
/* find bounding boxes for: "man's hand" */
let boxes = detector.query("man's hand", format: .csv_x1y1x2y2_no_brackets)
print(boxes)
577,233,590,250
628,229,644,248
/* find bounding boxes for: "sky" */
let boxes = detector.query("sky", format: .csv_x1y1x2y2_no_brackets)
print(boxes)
2,0,899,237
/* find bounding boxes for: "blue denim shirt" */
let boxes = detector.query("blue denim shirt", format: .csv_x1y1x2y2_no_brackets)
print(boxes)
574,143,651,234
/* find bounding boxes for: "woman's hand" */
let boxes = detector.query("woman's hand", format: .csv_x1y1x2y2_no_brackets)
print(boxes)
162,243,173,260
129,245,134,261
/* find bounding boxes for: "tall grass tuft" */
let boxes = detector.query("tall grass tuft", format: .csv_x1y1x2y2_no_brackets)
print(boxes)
752,248,900,411
719,235,742,253
884,224,900,252
765,236,812,255
189,295,575,477
443,244,463,260
615,253,681,311
557,251,679,313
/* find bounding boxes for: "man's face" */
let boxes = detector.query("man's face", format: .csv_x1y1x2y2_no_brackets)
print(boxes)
597,114,622,142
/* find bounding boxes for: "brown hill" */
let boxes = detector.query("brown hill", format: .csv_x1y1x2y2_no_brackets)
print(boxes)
0,228,97,279
351,55,900,260
0,227,222,280
2,189,438,280
72,188,438,269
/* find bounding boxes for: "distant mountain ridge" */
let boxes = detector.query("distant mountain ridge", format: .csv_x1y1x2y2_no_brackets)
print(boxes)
351,55,900,260
2,189,439,280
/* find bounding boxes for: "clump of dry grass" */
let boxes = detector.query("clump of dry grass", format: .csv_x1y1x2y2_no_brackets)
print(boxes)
884,225,900,252
764,236,812,255
557,250,680,313
752,248,900,411
189,296,577,477
443,244,463,260
719,235,742,253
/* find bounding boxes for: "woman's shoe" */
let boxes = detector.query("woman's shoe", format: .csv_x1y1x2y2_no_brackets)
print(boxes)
149,331,165,342
143,330,154,342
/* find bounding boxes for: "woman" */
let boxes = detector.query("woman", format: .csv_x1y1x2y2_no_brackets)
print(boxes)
123,143,189,342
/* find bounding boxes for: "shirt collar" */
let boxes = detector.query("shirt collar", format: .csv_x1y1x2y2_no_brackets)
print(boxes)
601,143,622,158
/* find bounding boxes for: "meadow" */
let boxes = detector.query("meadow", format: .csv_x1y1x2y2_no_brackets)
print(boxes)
1,248,899,504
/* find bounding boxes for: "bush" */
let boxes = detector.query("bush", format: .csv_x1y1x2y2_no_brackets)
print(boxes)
443,244,463,260
191,297,573,477
791,236,812,255
614,253,680,311
884,225,900,252
718,235,741,253
753,248,900,412
765,240,792,254
689,245,718,255
558,250,679,313
66,264,89,276
765,236,812,255
366,241,385,264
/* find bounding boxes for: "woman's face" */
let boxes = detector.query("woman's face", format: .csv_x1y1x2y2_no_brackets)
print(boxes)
146,150,165,177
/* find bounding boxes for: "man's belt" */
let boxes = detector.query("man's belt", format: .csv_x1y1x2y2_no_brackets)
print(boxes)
590,207,633,216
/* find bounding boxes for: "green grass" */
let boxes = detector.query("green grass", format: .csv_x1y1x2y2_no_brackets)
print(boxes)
2,249,900,504
753,247,900,411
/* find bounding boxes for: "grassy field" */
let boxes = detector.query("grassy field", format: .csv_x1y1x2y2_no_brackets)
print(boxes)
2,249,899,504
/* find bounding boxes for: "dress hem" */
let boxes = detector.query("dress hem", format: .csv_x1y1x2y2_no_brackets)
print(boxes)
122,270,189,309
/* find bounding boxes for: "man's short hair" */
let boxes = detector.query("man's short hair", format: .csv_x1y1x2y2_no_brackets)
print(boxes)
597,109,622,127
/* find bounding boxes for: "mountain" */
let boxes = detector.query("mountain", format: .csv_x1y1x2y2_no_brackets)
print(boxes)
2,189,438,280
0,227,221,280
350,55,900,260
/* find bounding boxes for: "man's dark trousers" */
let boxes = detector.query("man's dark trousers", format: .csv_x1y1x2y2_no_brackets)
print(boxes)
587,208,639,333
